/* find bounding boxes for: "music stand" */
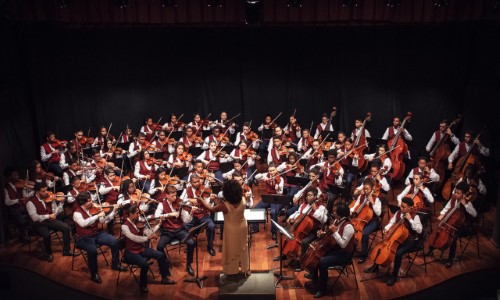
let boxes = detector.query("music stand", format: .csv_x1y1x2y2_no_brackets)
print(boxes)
262,128,273,140
183,221,209,288
270,219,294,287
188,147,204,158
201,130,212,138
172,166,189,180
170,131,183,141
261,194,290,249
286,176,309,187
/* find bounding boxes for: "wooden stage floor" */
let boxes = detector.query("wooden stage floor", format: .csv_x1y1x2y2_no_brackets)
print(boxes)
1,182,499,299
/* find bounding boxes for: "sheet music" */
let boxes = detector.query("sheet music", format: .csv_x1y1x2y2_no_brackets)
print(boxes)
214,208,266,223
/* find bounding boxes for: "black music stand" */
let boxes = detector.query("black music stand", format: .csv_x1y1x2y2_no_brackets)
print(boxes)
172,166,189,179
183,221,209,288
320,131,335,141
261,194,290,249
262,128,273,140
286,176,309,187
270,219,294,287
170,131,183,141
202,130,212,138
188,147,204,158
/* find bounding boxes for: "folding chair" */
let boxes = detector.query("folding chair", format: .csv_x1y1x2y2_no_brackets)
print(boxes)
400,211,430,278
71,233,109,271
457,219,480,262
328,248,359,290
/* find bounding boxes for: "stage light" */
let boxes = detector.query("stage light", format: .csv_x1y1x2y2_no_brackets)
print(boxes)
433,0,447,7
114,0,128,8
161,0,177,7
386,0,400,7
287,0,302,8
245,0,261,25
208,0,223,7
341,0,360,7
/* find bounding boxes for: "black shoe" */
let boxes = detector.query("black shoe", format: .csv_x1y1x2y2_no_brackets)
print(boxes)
357,257,366,264
62,250,77,257
186,264,194,276
140,285,148,294
386,275,396,286
444,260,452,268
111,265,127,272
250,227,259,234
208,248,216,256
314,290,326,298
364,264,379,273
304,273,313,280
46,254,53,262
161,276,177,285
273,255,287,262
91,273,102,284
272,233,277,240
294,267,302,272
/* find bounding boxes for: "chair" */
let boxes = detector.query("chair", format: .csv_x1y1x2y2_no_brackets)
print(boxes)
328,248,358,290
116,242,155,288
164,238,183,263
457,219,480,262
366,199,387,253
26,225,63,254
400,211,430,278
71,233,109,271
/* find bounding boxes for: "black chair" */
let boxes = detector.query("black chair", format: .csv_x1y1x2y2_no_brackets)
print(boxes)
328,248,359,290
457,219,480,262
71,233,109,271
400,211,430,278
116,249,155,288
164,238,184,267
26,224,63,254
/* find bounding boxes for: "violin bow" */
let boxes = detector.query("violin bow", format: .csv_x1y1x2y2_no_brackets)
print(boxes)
148,117,163,144
270,112,283,126
372,144,401,160
104,122,113,142
309,121,313,133
245,169,259,186
336,142,368,162
225,113,241,127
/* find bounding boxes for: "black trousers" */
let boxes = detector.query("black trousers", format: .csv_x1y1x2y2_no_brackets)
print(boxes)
124,247,171,286
32,219,71,254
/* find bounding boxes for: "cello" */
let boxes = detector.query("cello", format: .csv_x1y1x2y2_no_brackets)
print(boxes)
388,112,412,181
300,217,348,274
428,190,473,250
354,112,372,172
441,131,484,200
281,201,319,260
429,115,462,184
350,190,375,244
369,210,410,267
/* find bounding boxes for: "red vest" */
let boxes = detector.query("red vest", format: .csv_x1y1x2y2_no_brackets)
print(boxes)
333,219,355,253
458,142,477,158
161,200,184,230
387,127,396,140
320,162,339,191
123,219,145,254
42,143,60,163
139,161,156,178
74,205,99,237
5,183,23,208
204,151,220,171
264,175,281,194
100,178,119,204
186,187,210,219
28,196,53,221
65,169,77,183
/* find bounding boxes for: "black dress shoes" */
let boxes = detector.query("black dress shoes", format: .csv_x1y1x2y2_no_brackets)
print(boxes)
91,273,102,284
140,285,148,294
357,257,366,264
364,264,379,273
186,264,195,276
161,276,177,285
314,290,326,298
111,265,127,272
386,275,396,286
444,260,453,268
62,250,77,256
304,273,313,280
273,254,287,262
272,233,277,240
208,248,216,256
46,254,53,262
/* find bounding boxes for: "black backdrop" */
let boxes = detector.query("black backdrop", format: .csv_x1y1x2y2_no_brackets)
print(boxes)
1,22,499,175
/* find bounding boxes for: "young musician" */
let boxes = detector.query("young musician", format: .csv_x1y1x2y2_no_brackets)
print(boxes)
197,140,229,182
288,168,322,218
155,185,197,276
235,122,260,149
364,197,422,286
351,118,371,141
448,131,490,170
364,144,392,177
313,113,334,140
212,111,236,135
304,202,354,298
397,172,434,210
98,167,121,234
404,157,440,185
425,181,477,268
73,192,126,283
425,120,459,153
26,182,75,261
382,117,413,159
297,128,313,154
162,113,185,132
40,131,64,177
134,150,157,192
122,205,176,294
351,178,382,264
283,115,301,144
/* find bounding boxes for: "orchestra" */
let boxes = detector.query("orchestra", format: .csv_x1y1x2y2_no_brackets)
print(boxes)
2,109,490,297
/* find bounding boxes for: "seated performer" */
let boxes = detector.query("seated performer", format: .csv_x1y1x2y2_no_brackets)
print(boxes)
364,197,422,286
397,172,434,210
304,202,354,298
122,205,176,294
26,182,75,262
73,192,126,283
404,156,440,186
155,185,196,276
425,181,477,268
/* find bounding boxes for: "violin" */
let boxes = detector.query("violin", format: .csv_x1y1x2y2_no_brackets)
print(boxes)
37,170,56,181
96,159,108,168
51,139,68,148
78,181,96,192
42,191,68,203
146,157,156,166
79,136,94,146
173,121,185,129
178,152,193,162
215,135,230,144
134,190,157,204
245,131,260,142
88,202,113,216
15,179,36,190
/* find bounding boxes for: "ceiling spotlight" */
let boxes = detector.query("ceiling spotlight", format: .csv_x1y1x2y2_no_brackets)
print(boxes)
208,0,223,7
245,0,261,25
433,0,448,7
56,0,69,8
287,0,302,7
341,0,360,7
162,0,177,7
386,0,400,7
114,0,128,8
